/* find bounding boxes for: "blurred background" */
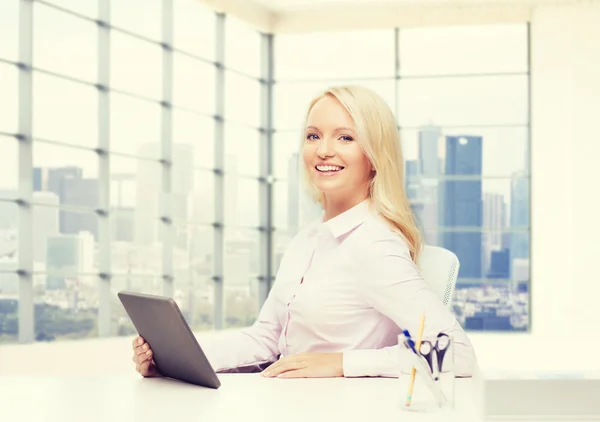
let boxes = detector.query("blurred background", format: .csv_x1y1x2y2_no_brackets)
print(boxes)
0,0,598,348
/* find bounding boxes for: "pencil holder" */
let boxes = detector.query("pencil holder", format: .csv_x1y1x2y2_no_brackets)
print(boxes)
398,333,456,413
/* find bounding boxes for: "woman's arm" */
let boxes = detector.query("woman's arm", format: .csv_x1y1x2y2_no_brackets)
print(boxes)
200,292,282,373
342,236,478,378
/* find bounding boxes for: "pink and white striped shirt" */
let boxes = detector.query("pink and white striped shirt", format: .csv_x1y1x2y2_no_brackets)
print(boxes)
202,199,477,377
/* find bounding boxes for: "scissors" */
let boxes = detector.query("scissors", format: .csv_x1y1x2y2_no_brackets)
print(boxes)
418,332,450,381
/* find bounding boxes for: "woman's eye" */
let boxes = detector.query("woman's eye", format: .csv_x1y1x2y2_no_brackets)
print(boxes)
340,135,354,142
306,134,319,141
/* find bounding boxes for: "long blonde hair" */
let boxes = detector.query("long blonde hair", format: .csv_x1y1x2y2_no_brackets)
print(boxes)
301,85,423,263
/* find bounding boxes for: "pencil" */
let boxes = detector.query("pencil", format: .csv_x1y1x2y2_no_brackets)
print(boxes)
405,314,426,406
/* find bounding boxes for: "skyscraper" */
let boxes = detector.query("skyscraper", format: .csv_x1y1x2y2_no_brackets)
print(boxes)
483,193,506,273
40,167,98,238
510,173,529,261
441,135,483,280
32,191,60,263
135,143,195,245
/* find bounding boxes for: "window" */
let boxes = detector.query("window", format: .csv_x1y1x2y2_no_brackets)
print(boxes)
0,62,18,134
400,25,530,332
111,0,162,42
223,228,259,328
225,16,261,78
0,0,18,62
399,24,528,76
225,125,261,177
110,93,162,158
275,30,395,80
33,3,97,83
0,136,18,192
173,52,215,116
173,0,216,60
33,72,98,147
110,31,162,100
43,0,98,19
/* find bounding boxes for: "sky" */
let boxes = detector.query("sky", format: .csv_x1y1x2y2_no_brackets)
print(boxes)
0,0,529,228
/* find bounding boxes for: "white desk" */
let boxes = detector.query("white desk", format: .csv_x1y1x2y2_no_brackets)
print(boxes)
1,374,483,422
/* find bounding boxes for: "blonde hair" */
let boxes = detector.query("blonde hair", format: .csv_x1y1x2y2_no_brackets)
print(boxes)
301,85,423,263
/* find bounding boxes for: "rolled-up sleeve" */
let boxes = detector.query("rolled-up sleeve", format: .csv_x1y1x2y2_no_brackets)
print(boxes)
342,236,478,378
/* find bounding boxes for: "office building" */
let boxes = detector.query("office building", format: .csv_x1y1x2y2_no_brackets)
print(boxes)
441,135,483,280
45,232,94,290
32,191,60,263
510,173,530,279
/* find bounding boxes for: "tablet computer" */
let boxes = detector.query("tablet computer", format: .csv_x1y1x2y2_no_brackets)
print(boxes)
118,291,221,389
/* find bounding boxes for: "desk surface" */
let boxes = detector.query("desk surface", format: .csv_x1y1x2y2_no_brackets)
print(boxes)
1,374,483,422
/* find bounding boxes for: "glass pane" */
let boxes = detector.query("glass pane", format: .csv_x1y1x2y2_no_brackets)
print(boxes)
452,280,529,332
43,0,97,18
409,178,530,230
272,131,302,179
109,213,163,275
224,228,259,328
170,147,204,222
398,75,528,127
111,31,162,100
173,52,215,115
173,223,214,331
33,143,99,209
0,274,18,343
225,16,261,78
399,24,528,77
225,72,260,127
43,210,97,273
34,3,97,82
0,0,18,61
0,62,18,134
172,110,214,169
35,275,99,341
187,170,214,224
111,0,161,41
33,72,98,147
0,201,18,273
275,30,395,80
225,125,260,177
110,92,162,159
111,275,163,336
275,79,396,130
110,155,162,219
173,0,215,60
224,176,259,228
0,136,18,191
422,229,530,283
401,126,529,178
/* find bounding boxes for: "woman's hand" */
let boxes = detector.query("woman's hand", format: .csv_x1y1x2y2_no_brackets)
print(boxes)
261,352,344,378
132,336,161,378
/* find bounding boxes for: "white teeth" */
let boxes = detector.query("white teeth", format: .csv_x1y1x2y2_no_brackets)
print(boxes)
316,165,342,172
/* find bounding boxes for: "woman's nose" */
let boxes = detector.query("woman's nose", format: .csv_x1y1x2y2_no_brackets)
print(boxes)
316,139,335,158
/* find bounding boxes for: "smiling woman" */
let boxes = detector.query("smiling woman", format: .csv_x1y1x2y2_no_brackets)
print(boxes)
132,85,478,380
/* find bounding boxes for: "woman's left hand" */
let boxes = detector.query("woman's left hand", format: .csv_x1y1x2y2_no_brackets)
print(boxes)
261,352,344,378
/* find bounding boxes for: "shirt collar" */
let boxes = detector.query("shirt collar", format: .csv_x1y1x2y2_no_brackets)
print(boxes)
319,199,374,239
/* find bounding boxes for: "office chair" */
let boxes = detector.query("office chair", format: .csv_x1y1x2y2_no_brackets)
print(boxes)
418,245,460,308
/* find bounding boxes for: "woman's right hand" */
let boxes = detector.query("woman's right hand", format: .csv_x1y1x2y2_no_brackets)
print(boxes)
132,336,161,377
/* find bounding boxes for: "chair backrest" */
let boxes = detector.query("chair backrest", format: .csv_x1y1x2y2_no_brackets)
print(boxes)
418,245,460,308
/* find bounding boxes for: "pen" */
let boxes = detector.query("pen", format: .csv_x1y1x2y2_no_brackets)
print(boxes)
405,314,426,407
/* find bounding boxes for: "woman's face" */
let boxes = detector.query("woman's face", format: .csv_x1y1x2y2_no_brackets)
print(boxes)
302,95,373,200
